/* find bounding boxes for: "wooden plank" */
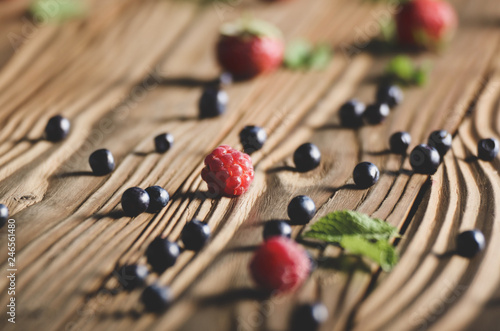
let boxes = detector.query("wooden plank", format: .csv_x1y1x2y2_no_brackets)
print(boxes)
0,0,498,330
354,55,500,331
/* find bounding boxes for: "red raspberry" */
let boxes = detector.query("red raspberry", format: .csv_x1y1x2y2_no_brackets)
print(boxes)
249,237,310,293
396,0,457,50
216,18,284,79
201,145,254,197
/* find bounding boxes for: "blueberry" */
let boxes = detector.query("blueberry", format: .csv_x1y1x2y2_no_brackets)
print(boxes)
389,131,412,154
145,186,169,213
141,284,172,313
293,143,321,172
290,303,328,331
305,251,317,274
263,220,292,240
428,130,452,157
154,133,174,153
456,230,485,258
117,264,149,290
199,87,228,118
45,115,70,141
146,237,180,273
89,149,115,176
214,72,233,87
0,204,8,228
410,144,441,174
288,195,316,225
339,99,365,128
121,187,150,217
376,84,403,108
239,125,267,154
477,138,499,161
181,220,211,251
363,103,390,125
353,162,380,188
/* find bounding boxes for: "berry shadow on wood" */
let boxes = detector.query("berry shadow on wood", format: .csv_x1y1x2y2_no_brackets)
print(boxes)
152,114,198,122
382,169,413,177
339,38,422,60
157,76,216,88
93,309,142,321
53,171,96,178
460,155,478,163
433,250,456,259
366,149,392,156
132,150,156,157
313,123,344,131
195,287,271,307
319,183,366,193
172,190,218,201
224,245,260,253
15,137,44,144
93,210,126,220
265,165,298,174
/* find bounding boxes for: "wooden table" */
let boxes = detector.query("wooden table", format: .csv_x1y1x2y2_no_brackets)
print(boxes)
0,0,499,330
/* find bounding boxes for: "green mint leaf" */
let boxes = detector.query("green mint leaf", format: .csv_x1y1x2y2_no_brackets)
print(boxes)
30,0,86,23
284,39,313,70
386,55,415,83
302,210,399,243
413,61,432,86
385,55,431,86
284,40,333,71
307,44,332,70
340,236,398,271
412,68,428,86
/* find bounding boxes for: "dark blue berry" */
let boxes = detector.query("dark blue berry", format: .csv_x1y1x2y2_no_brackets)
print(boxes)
305,251,317,274
199,87,228,118
181,220,211,251
145,186,169,213
240,125,267,154
376,84,403,108
146,237,180,273
154,133,174,153
428,130,452,157
141,284,172,313
45,115,70,141
478,138,499,161
290,303,328,331
339,99,365,128
263,220,292,240
89,149,115,176
293,143,321,172
0,204,8,228
410,144,441,174
363,103,390,125
215,72,233,87
456,230,485,258
117,264,149,290
389,131,412,154
288,195,316,225
353,162,380,188
121,187,150,217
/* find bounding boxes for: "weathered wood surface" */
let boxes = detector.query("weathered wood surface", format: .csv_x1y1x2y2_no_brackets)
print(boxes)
0,0,499,330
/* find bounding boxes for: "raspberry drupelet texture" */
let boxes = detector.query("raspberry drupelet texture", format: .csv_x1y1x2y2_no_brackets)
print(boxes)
201,145,254,196
249,237,310,293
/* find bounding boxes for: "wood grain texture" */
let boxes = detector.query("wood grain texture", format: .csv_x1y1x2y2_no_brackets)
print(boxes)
0,0,499,330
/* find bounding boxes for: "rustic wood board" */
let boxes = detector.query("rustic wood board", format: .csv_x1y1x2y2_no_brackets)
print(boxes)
0,0,499,330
